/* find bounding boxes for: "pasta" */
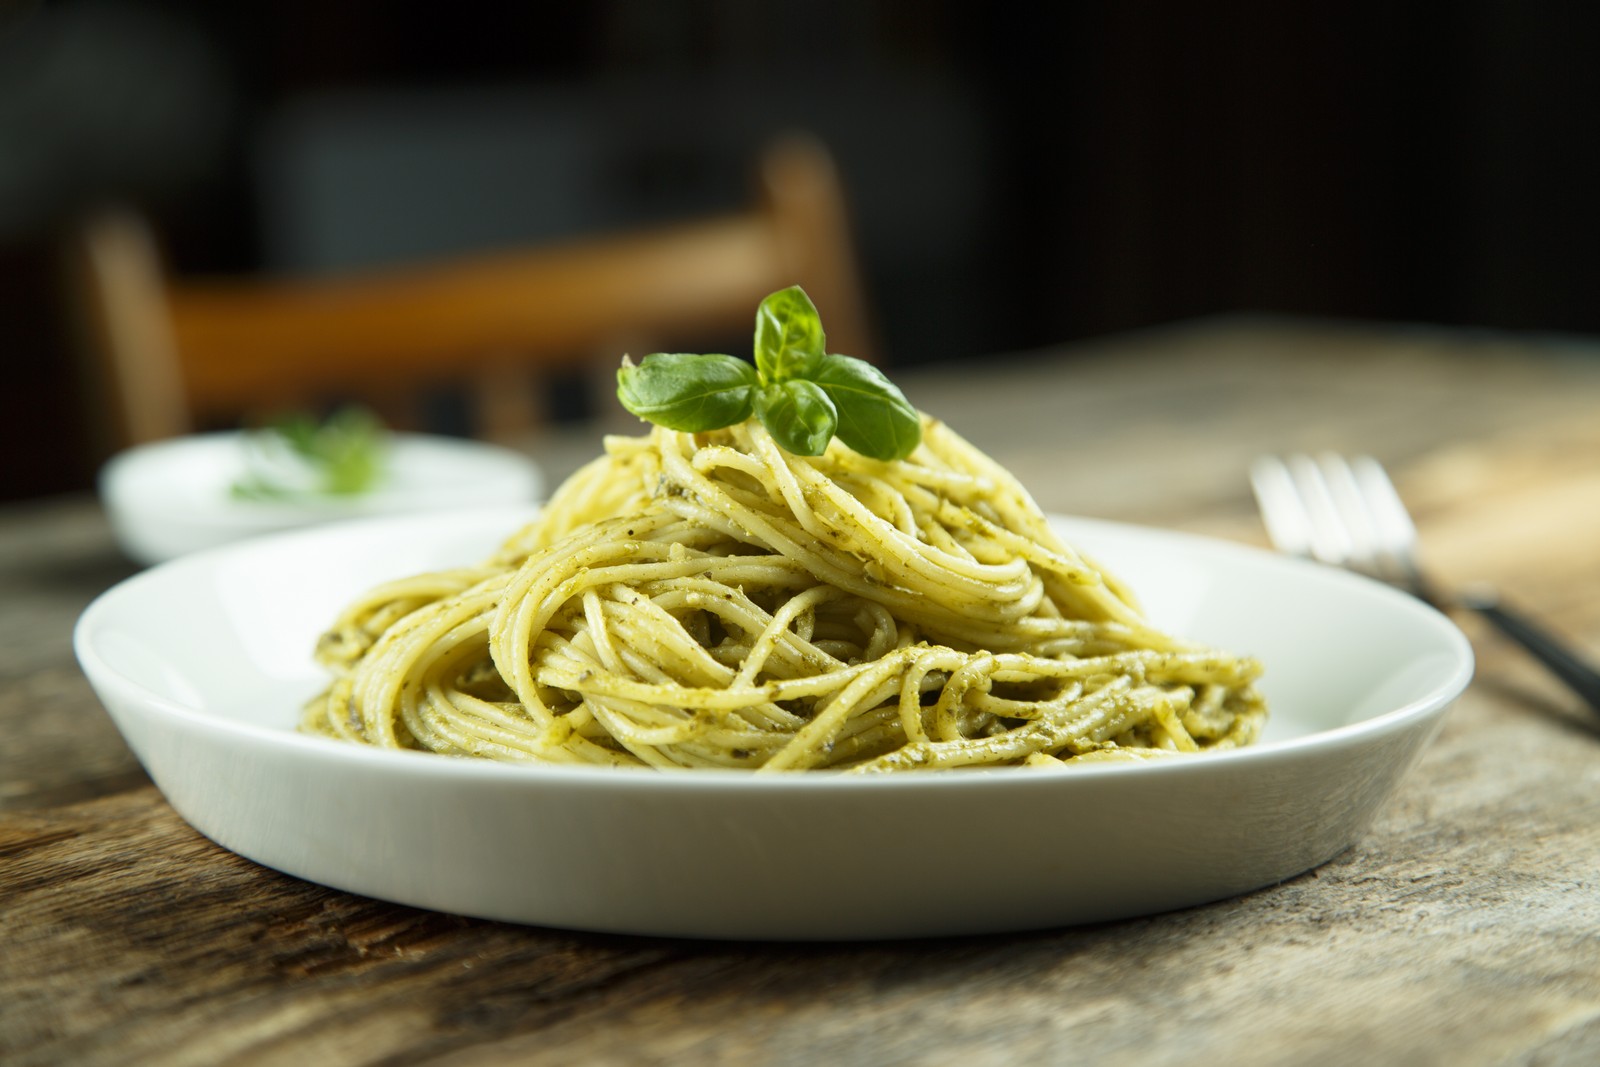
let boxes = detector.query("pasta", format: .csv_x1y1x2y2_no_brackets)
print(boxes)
302,416,1266,771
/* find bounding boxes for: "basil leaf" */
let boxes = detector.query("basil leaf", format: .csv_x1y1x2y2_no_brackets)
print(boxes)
811,354,922,461
612,288,924,461
231,405,387,499
754,379,837,456
617,352,758,431
753,286,825,383
308,406,386,493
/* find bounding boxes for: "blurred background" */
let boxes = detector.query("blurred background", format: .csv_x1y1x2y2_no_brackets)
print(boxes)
5,0,1600,501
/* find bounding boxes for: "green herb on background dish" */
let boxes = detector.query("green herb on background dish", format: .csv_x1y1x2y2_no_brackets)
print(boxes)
230,406,388,501
616,285,920,461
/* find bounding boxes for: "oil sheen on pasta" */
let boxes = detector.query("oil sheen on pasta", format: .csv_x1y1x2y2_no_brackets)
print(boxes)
302,417,1266,771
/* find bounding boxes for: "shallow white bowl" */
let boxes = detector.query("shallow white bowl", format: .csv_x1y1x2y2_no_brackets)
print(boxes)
75,507,1473,940
99,432,543,565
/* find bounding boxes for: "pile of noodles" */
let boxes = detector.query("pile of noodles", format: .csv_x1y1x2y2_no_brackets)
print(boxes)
302,417,1266,771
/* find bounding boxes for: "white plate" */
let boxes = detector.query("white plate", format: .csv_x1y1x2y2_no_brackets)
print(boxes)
74,507,1473,940
99,432,543,564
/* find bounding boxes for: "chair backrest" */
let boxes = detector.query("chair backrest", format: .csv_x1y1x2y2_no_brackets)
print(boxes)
70,135,872,452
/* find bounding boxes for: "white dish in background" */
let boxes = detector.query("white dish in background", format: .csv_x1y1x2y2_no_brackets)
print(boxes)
99,432,543,564
74,507,1473,940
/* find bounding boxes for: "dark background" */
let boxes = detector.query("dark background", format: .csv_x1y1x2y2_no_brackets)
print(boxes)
5,0,1599,500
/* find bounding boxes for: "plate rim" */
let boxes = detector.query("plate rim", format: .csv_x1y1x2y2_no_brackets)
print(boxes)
99,430,542,520
74,504,1476,793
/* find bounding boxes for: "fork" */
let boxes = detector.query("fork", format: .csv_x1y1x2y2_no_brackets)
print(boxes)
1250,452,1600,715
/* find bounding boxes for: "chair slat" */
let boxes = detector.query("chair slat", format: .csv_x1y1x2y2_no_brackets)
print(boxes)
71,136,871,450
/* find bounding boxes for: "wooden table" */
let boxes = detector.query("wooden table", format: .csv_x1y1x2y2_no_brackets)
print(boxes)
5,316,1600,1065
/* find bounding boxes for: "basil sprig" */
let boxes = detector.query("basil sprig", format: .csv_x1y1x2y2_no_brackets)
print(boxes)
616,286,920,460
231,405,387,500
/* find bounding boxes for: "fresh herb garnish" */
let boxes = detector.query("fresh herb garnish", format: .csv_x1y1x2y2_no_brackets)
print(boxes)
230,406,388,501
616,286,920,460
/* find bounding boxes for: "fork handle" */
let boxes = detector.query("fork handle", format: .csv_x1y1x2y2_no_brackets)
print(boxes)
1462,592,1600,714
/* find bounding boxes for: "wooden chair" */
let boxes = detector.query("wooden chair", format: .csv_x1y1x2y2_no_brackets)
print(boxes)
70,135,873,454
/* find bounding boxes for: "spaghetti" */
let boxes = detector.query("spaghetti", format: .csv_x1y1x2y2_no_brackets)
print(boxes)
303,417,1266,770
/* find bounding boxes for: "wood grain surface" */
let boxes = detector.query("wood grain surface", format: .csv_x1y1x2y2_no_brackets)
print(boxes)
4,316,1598,1066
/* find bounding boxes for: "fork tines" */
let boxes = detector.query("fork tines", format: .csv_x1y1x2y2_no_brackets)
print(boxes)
1248,452,1418,584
